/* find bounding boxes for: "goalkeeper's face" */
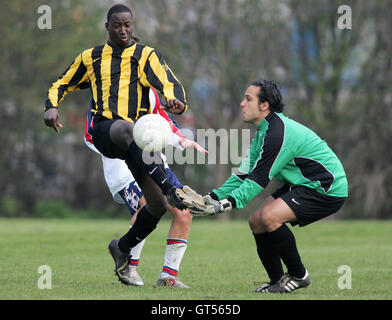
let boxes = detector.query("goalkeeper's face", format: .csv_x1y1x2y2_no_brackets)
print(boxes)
240,85,268,125
106,12,134,48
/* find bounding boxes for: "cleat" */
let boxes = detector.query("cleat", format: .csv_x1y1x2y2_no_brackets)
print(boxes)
108,239,135,286
128,266,144,286
256,270,311,293
254,282,272,293
167,187,187,210
155,276,191,289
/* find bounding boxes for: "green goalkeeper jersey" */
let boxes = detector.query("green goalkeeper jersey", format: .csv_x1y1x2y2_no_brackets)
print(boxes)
213,112,348,209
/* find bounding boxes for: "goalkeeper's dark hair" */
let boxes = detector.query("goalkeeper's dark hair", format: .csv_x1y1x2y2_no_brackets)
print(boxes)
251,80,285,113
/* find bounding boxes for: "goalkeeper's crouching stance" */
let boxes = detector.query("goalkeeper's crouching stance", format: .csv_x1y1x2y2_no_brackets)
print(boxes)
176,80,348,293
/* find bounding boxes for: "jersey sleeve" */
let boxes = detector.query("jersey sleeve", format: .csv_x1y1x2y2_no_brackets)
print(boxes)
139,50,188,114
212,174,245,200
212,151,251,200
44,53,89,111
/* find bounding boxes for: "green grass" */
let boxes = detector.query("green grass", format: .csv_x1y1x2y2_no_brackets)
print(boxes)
0,218,391,300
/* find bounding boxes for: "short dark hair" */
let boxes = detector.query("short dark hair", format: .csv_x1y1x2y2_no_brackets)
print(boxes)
107,4,133,22
251,80,285,113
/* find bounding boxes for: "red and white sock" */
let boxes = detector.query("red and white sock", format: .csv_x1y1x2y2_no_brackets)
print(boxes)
159,239,188,278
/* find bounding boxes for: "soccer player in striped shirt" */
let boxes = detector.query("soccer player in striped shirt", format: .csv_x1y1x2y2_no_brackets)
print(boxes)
85,88,206,288
43,4,203,285
183,80,348,293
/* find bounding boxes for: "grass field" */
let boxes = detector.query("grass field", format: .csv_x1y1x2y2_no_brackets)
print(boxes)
0,218,391,300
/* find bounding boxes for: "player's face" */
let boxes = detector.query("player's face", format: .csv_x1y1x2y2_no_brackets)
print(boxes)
240,85,264,125
106,12,134,48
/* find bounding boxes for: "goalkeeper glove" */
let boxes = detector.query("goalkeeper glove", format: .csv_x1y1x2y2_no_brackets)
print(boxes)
174,185,205,208
188,195,233,217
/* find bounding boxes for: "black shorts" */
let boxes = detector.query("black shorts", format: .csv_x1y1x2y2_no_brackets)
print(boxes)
90,116,148,187
271,185,346,227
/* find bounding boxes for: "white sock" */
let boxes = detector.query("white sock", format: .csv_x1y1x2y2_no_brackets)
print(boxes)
128,225,145,267
160,239,188,278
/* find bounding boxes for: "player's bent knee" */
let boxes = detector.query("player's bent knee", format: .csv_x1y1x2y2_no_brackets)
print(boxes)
259,208,280,232
120,122,134,143
168,206,192,226
175,211,193,227
110,120,134,147
248,214,258,230
249,207,276,233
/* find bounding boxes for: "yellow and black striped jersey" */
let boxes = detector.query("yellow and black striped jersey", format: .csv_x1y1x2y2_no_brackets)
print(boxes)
45,42,188,122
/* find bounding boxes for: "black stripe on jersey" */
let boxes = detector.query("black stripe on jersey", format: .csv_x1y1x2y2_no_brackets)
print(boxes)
234,172,248,181
128,44,144,120
45,98,54,109
108,47,123,115
140,86,151,116
56,61,87,103
143,50,164,92
78,82,90,89
247,113,285,188
92,45,104,114
293,157,335,193
69,60,87,85
56,85,67,105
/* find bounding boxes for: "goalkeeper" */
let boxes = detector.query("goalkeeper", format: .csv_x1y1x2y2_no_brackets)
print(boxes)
178,80,348,293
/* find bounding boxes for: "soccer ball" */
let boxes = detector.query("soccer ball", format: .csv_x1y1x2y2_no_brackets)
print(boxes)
133,114,172,152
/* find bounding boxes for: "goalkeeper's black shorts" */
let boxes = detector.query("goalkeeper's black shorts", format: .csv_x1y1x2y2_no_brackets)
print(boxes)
271,185,346,227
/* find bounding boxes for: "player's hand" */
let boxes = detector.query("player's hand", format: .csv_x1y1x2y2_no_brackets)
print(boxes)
164,99,186,114
44,108,63,133
179,137,208,154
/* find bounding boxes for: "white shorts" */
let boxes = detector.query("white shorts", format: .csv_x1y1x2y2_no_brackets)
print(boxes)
85,139,135,204
85,138,169,204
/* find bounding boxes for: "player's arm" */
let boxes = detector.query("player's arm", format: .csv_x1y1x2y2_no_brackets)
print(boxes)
210,151,251,200
189,133,291,215
139,49,188,114
44,54,89,132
